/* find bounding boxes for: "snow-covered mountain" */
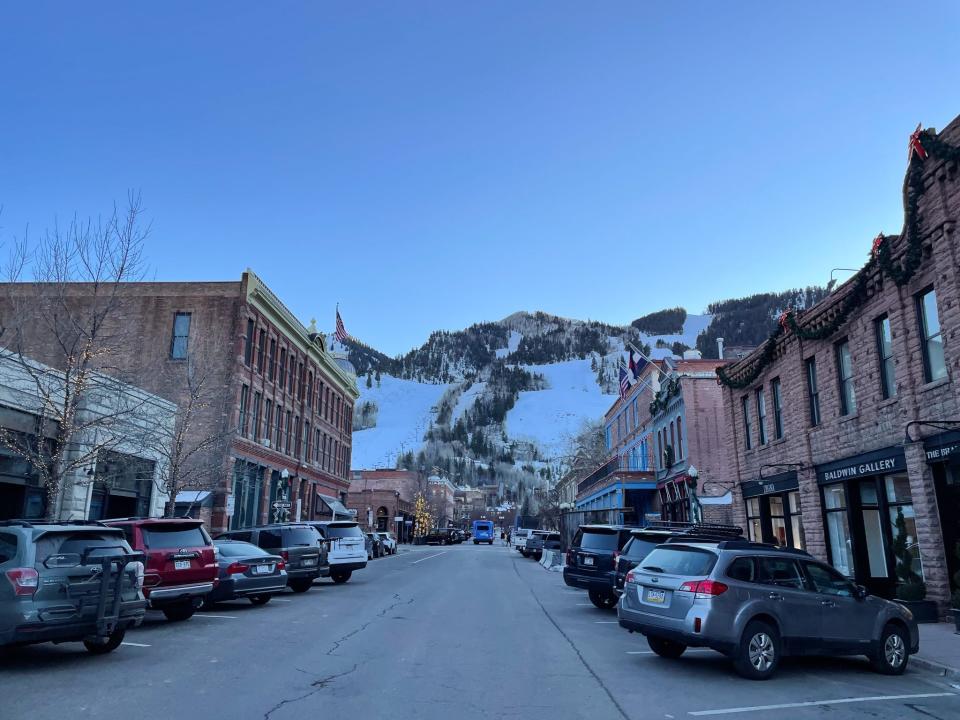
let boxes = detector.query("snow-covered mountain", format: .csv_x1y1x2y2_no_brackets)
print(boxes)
347,310,710,488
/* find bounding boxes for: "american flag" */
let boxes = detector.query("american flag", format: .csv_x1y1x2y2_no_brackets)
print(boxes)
618,366,630,398
335,310,349,343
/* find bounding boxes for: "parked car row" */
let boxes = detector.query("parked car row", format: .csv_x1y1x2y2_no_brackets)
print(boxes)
516,529,561,561
365,531,399,559
562,522,920,680
423,527,470,545
0,517,374,656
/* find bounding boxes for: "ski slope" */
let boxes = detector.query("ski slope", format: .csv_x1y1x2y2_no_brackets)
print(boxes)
506,359,618,460
351,375,446,469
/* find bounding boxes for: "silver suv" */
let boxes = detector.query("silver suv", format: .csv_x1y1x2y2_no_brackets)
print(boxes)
617,540,919,680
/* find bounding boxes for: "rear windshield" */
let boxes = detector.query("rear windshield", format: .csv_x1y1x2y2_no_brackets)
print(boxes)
574,529,619,552
475,524,492,531
217,542,270,558
622,536,663,560
324,524,364,539
35,532,130,562
142,525,208,549
640,546,717,576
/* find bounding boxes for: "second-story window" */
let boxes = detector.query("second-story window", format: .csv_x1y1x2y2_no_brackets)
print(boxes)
293,416,301,457
275,405,283,448
307,373,314,408
278,348,287,387
244,319,254,366
268,339,277,380
875,315,896,399
917,288,947,382
285,410,293,454
742,395,753,450
251,392,261,440
676,416,683,459
806,357,821,427
263,400,272,443
170,312,191,359
836,339,857,416
771,377,784,440
756,387,767,445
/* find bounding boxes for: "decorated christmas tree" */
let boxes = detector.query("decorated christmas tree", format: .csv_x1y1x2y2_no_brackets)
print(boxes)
413,492,433,539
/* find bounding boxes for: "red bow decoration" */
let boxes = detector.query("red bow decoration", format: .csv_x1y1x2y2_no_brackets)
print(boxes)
871,232,885,258
908,123,927,161
778,308,793,332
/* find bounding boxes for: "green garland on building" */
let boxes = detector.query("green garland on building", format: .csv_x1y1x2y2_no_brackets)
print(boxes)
649,376,682,416
717,127,960,390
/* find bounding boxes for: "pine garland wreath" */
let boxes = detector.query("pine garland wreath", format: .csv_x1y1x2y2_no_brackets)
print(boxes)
717,125,958,389
649,376,683,416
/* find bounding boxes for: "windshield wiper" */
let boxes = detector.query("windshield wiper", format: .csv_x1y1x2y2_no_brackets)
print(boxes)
641,565,665,573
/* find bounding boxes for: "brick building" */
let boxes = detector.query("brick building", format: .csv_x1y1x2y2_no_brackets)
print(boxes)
3,270,358,533
347,469,424,541
575,356,733,525
721,118,960,608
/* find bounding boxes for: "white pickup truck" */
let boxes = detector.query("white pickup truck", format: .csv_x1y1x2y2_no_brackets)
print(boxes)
512,528,532,552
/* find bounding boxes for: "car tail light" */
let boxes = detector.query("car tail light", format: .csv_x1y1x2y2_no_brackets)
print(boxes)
566,550,574,566
679,580,728,598
5,568,39,597
280,551,290,561
276,560,286,571
624,569,636,584
130,561,145,589
226,562,249,575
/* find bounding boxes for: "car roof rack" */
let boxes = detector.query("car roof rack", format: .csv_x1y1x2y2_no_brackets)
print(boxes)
0,519,110,528
665,538,813,557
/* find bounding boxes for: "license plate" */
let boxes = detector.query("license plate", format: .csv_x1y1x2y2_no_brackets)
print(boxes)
583,556,594,566
254,564,273,575
174,560,191,570
303,558,317,567
645,588,666,604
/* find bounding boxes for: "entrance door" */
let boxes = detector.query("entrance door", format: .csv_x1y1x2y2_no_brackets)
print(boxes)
934,462,960,595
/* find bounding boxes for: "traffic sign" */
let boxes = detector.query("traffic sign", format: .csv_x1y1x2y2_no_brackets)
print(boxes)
272,501,292,510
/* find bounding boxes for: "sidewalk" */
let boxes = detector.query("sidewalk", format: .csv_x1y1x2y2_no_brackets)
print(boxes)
914,622,960,679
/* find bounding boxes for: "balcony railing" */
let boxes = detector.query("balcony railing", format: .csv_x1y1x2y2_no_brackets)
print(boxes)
577,456,619,495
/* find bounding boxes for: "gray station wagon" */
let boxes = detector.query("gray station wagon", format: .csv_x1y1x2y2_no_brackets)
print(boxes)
1,520,146,654
618,540,919,679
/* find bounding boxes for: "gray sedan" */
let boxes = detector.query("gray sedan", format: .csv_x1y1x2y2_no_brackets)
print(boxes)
205,540,288,606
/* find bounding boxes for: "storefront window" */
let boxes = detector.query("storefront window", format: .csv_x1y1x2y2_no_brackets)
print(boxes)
788,491,805,550
823,484,854,577
886,474,923,581
859,480,888,578
768,495,787,546
746,497,762,542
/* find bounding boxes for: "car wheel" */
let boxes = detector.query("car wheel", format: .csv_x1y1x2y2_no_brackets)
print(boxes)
588,588,618,610
871,623,910,675
162,602,196,622
289,578,313,593
647,635,687,659
83,628,126,655
249,595,272,606
733,620,781,680
473,540,478,545
331,569,352,584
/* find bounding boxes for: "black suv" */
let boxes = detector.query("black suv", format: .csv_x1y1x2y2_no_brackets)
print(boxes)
424,528,458,545
217,524,325,593
0,520,146,654
613,523,744,593
563,525,639,608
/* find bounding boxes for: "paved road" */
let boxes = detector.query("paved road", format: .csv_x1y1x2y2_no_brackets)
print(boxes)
3,543,959,719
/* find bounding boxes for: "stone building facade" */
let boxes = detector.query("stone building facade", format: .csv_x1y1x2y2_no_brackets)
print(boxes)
0,351,176,521
2,270,358,533
721,118,960,609
347,469,424,541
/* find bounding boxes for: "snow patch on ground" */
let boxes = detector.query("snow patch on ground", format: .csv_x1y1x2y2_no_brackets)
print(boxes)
351,375,447,469
495,330,523,359
506,359,617,459
452,381,487,423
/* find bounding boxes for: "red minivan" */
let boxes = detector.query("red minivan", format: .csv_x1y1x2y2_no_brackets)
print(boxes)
103,518,218,621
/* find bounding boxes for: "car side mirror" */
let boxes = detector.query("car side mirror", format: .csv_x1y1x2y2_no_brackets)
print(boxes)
854,585,868,600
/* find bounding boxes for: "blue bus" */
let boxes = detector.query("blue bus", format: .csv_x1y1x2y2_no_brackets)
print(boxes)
472,520,494,545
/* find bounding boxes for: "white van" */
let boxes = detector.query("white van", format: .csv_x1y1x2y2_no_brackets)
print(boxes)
307,521,368,583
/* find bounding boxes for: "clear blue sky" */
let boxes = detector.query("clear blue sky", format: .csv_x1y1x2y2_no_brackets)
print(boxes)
2,3,958,355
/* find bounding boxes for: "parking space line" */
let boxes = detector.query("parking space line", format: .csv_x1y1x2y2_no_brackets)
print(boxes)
194,614,238,619
575,603,594,606
594,621,618,624
688,692,956,716
626,649,711,655
270,598,292,602
410,552,447,565
121,641,151,647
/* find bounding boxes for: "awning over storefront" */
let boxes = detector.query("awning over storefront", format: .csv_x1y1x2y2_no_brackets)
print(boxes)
741,470,799,499
816,447,906,485
923,430,960,464
317,494,353,520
